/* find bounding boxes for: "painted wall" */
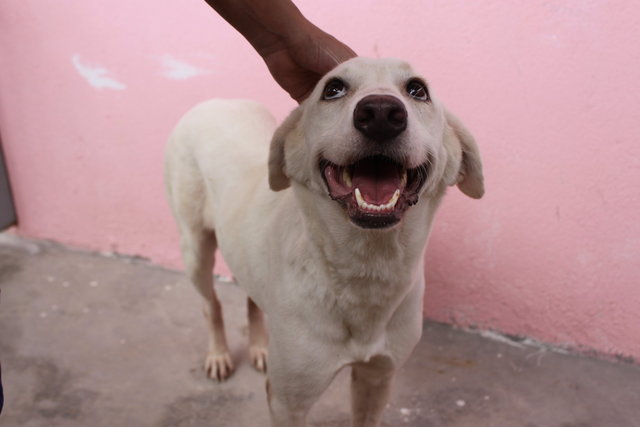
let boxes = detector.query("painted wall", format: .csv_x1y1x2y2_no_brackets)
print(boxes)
1,1,638,360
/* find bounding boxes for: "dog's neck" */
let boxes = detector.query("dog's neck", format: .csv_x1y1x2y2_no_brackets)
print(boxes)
277,184,442,342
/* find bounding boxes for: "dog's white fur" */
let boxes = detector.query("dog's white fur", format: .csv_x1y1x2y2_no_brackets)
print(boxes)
165,57,483,426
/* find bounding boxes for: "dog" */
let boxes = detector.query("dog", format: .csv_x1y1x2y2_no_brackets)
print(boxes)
164,57,484,426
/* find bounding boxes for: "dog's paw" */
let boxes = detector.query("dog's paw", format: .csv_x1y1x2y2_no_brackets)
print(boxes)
204,352,234,381
249,345,268,373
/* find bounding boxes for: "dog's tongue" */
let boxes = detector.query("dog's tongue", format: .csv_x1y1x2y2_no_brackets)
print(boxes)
352,158,402,205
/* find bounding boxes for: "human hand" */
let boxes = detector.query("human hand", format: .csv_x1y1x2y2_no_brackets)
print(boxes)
204,0,356,103
259,24,357,103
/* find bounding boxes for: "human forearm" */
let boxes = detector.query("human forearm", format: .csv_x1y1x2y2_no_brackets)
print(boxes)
203,0,310,54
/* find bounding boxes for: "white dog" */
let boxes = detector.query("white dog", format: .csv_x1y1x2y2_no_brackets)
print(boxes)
165,57,483,426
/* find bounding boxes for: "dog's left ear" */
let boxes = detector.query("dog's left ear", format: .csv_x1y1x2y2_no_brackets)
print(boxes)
268,107,302,191
442,110,485,199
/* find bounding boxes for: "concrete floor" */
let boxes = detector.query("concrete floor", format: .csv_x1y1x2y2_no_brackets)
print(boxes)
0,235,639,427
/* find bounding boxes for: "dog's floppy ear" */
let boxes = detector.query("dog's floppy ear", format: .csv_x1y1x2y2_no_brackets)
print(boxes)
442,110,484,199
268,107,302,191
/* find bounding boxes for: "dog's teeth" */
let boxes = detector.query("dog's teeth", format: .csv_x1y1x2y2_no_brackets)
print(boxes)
400,170,407,188
355,188,365,208
387,189,400,208
342,168,352,188
355,188,401,212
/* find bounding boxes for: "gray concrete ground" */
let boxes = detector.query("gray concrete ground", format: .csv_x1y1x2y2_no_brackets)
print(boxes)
0,235,639,427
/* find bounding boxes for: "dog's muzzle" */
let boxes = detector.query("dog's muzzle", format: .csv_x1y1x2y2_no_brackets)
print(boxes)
319,94,430,229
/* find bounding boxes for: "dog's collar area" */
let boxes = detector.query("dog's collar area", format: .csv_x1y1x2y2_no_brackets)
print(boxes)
320,156,427,229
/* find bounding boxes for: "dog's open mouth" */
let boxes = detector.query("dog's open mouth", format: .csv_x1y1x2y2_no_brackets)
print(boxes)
321,155,429,229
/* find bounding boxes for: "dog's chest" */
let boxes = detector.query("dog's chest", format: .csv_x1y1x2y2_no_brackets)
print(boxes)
328,276,408,348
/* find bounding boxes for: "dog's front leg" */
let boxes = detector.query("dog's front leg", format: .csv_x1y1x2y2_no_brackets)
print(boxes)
266,344,337,427
350,355,395,427
267,383,314,427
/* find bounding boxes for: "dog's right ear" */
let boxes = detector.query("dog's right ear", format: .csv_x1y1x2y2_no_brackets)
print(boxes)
442,110,485,199
268,107,302,191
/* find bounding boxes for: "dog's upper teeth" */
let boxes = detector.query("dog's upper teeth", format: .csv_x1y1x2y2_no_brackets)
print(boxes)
355,188,400,212
400,170,407,188
342,168,352,188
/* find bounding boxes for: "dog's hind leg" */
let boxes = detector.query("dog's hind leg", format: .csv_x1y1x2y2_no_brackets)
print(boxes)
247,297,268,372
181,229,234,381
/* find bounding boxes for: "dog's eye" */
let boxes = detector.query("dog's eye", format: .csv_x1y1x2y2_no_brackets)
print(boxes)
322,79,348,100
406,80,429,102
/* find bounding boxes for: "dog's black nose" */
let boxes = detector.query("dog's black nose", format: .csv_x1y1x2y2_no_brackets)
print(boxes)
353,95,407,141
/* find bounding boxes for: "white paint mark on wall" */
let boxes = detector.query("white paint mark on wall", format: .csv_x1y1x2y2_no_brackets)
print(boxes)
476,328,571,355
160,54,210,80
478,330,526,349
72,54,126,90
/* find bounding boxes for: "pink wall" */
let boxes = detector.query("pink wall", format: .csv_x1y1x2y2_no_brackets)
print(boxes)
1,1,639,360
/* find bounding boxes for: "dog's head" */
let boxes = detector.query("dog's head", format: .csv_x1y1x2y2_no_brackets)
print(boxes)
269,57,484,229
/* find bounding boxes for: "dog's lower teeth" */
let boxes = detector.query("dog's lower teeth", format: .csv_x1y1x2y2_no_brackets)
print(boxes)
354,188,400,212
